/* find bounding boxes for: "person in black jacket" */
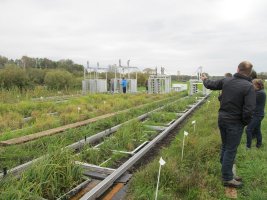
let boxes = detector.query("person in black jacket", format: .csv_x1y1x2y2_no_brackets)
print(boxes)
201,61,256,188
218,73,233,102
246,79,266,149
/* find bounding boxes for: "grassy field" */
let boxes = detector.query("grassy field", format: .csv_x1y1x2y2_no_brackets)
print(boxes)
127,92,267,200
0,93,202,199
0,92,187,170
0,92,182,141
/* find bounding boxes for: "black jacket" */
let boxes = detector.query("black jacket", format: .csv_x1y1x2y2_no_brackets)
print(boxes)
254,89,266,117
203,73,256,125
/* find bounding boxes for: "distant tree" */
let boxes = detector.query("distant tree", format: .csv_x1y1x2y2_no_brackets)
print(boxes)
21,56,36,68
137,72,149,87
44,70,73,90
0,55,8,68
27,68,46,85
0,64,29,92
258,72,267,80
143,68,156,75
35,58,55,69
57,59,83,75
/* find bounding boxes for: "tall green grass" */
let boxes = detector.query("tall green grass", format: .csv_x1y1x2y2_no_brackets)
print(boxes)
0,148,83,199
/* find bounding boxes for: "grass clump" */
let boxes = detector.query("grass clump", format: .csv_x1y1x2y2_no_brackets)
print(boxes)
0,148,83,200
146,111,177,126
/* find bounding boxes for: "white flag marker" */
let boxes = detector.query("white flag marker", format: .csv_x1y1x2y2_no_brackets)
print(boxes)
192,120,196,132
181,131,189,160
155,157,166,200
77,107,81,113
184,131,189,136
159,157,166,166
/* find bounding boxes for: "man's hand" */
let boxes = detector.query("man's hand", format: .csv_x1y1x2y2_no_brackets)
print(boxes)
201,73,208,81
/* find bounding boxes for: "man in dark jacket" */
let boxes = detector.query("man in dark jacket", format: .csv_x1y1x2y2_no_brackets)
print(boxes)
201,61,256,188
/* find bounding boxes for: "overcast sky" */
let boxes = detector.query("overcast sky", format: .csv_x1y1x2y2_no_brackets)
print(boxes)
1,0,267,75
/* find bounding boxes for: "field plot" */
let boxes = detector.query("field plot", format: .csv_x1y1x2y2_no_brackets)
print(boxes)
127,93,267,200
0,92,183,141
0,92,187,170
0,92,205,199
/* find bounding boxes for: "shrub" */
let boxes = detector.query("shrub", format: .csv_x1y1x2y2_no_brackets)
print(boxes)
44,70,73,90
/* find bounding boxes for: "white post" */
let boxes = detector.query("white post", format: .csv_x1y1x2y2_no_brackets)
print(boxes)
155,157,166,200
155,164,162,200
181,131,189,160
192,120,196,132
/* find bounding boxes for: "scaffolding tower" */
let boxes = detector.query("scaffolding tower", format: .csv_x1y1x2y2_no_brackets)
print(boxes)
82,62,108,94
110,59,138,93
188,66,208,95
148,67,171,94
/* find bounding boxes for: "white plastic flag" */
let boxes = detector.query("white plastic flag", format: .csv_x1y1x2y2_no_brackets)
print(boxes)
181,131,189,160
155,157,166,200
192,120,196,132
77,107,81,113
184,131,189,136
159,157,166,166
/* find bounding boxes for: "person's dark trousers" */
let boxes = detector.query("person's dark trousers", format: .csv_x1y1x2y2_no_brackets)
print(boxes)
246,116,263,148
218,121,244,181
123,87,126,93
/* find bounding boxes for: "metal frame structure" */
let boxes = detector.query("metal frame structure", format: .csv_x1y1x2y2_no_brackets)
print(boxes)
189,66,208,95
113,59,138,93
82,62,108,94
148,67,171,94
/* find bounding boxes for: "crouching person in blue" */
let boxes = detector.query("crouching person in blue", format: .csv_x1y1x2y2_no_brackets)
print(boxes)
246,79,266,149
201,61,256,188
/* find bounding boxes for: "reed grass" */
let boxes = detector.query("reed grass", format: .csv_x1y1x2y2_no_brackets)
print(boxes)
0,148,83,199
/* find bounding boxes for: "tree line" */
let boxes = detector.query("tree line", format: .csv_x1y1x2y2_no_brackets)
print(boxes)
0,55,84,92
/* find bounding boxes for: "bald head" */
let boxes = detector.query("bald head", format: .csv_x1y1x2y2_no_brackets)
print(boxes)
237,61,253,76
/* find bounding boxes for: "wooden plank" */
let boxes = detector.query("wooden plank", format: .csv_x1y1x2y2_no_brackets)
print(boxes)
144,125,167,131
75,161,115,174
57,179,92,200
70,180,101,200
225,187,237,199
101,183,124,200
0,112,117,146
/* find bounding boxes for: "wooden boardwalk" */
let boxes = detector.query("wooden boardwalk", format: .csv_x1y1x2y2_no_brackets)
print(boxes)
0,112,116,146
